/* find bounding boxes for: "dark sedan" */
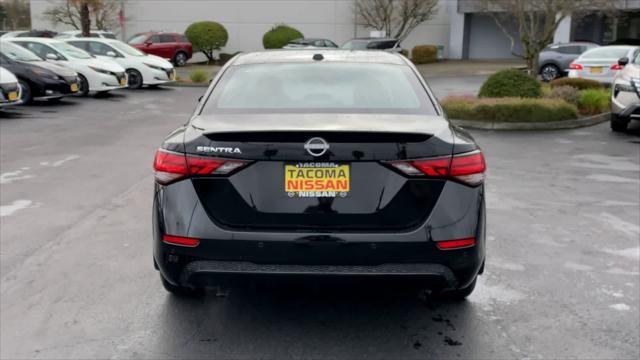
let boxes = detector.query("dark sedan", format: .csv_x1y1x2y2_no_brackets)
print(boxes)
152,50,486,299
0,40,78,103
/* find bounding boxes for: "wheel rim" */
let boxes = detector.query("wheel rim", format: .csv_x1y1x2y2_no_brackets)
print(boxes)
127,71,142,88
176,53,186,66
542,66,558,81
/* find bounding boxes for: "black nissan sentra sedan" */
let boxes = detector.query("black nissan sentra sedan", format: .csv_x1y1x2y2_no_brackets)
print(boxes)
153,50,486,299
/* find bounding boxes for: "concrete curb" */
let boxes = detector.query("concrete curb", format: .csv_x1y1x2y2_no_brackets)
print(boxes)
450,112,610,131
166,82,209,88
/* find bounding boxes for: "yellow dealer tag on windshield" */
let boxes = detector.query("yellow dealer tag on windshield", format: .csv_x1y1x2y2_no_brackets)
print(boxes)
285,163,350,198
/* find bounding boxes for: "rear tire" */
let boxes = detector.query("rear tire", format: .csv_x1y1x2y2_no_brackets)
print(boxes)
126,69,144,89
435,278,477,300
160,274,205,297
540,64,560,82
173,51,188,67
610,114,628,132
18,80,33,104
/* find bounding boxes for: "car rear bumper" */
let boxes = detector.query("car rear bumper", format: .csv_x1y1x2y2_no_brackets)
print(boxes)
153,179,486,291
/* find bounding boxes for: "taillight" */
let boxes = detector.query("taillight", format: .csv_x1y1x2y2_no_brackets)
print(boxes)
153,149,249,185
569,63,583,70
163,234,199,247
436,238,476,250
388,151,486,186
610,64,624,70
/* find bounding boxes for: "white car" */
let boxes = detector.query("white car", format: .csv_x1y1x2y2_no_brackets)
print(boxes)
55,30,117,39
0,67,22,107
8,37,127,96
64,38,176,89
568,45,639,85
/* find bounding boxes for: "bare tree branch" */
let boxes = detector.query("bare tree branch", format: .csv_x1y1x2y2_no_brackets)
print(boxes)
354,0,438,42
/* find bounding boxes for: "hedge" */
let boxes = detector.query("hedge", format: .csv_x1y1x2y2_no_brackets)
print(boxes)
412,45,437,64
479,69,542,98
442,97,578,122
549,77,603,90
263,25,303,49
577,89,610,115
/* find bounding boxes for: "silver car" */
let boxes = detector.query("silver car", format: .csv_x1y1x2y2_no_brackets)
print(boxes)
568,46,639,85
610,52,640,132
538,42,598,82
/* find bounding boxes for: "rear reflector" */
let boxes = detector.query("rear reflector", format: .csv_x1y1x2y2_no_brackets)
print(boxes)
153,149,249,185
162,235,200,247
436,238,476,250
388,151,486,186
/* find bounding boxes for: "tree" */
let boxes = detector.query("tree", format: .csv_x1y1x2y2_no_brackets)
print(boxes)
354,0,438,42
0,0,31,30
42,0,122,34
483,0,619,75
185,21,229,63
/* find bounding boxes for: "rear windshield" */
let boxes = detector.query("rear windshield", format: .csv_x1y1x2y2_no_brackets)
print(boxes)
581,47,632,59
201,63,436,115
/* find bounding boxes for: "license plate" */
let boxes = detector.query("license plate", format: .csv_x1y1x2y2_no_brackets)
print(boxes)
70,83,78,92
120,78,126,86
170,71,175,80
285,163,350,198
8,92,18,101
590,67,603,74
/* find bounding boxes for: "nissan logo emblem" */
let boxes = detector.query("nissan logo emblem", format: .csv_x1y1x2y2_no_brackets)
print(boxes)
304,137,330,157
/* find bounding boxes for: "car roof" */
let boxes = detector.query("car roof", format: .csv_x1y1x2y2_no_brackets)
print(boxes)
347,38,398,41
7,37,63,43
232,50,406,65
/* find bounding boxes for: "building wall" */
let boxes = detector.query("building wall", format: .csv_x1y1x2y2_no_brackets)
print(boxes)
466,13,522,59
30,0,451,56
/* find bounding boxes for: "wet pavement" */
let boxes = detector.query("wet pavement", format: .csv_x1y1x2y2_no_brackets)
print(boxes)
1,85,638,359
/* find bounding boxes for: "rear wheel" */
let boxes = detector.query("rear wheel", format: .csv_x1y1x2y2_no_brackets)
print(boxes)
18,80,33,104
173,51,188,67
126,69,144,89
540,64,560,82
77,74,90,97
610,113,628,132
160,274,205,297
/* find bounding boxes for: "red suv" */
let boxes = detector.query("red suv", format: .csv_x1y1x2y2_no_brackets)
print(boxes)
128,32,193,67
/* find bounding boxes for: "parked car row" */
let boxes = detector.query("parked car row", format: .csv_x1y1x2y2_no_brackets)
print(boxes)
538,42,640,84
0,37,176,107
610,51,640,132
284,37,403,53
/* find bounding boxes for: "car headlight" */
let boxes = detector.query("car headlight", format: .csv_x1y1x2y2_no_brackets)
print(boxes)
89,66,112,75
29,67,59,80
144,63,167,71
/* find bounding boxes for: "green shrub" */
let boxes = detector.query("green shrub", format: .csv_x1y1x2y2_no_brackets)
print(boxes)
185,21,229,62
441,97,578,122
549,77,602,90
479,69,542,98
412,45,437,64
263,25,303,49
189,69,209,83
577,88,610,115
548,85,580,105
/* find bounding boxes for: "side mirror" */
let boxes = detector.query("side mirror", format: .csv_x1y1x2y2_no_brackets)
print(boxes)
145,41,152,46
618,57,629,66
106,51,117,57
45,53,58,60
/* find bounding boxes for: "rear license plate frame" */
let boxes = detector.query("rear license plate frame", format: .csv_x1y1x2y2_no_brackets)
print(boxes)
284,162,350,198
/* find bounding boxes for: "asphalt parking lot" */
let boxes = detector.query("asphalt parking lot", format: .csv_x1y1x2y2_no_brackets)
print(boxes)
1,82,639,359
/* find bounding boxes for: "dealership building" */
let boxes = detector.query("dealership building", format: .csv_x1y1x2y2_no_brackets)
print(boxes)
29,0,640,59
